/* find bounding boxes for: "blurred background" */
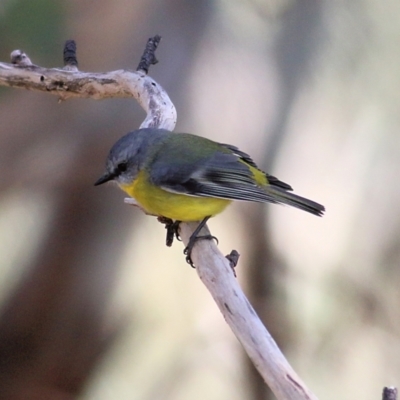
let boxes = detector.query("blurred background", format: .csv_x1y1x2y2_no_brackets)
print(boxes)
0,0,399,399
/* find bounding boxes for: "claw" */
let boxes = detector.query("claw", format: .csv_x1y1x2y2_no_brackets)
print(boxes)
157,217,181,247
183,217,217,267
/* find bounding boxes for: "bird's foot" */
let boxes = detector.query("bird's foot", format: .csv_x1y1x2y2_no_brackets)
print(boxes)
183,216,218,268
157,217,181,247
184,234,218,268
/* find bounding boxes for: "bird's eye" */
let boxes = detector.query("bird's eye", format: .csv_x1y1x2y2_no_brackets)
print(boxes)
117,162,127,173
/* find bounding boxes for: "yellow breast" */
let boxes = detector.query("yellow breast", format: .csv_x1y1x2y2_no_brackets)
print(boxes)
120,170,231,221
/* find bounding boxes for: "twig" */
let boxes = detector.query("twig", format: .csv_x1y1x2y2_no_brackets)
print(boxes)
10,49,33,66
63,39,78,71
383,387,398,400
137,35,161,73
0,37,319,400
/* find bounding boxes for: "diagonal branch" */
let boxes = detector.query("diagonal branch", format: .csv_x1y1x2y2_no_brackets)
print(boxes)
0,37,319,400
179,222,319,400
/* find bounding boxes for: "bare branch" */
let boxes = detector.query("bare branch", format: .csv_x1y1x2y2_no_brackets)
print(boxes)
179,222,319,400
0,43,176,130
0,37,319,400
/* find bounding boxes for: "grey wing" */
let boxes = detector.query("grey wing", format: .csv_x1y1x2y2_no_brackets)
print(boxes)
149,149,282,203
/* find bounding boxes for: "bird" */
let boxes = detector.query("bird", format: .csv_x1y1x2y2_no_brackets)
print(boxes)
95,128,325,266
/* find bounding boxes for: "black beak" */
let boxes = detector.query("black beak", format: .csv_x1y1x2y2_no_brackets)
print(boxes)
94,172,115,186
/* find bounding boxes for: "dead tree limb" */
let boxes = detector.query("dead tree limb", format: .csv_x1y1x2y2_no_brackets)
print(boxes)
1,39,176,130
0,37,319,400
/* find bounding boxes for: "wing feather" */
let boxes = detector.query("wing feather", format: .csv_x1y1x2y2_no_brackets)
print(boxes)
153,152,275,203
149,138,291,203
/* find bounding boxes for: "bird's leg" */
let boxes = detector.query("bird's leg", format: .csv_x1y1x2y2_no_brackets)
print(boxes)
184,216,218,268
157,216,181,247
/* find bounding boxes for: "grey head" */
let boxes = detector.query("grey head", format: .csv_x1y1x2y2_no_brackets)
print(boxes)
94,128,170,186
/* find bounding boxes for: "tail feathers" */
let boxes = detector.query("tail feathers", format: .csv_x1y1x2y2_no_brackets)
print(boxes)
267,186,325,217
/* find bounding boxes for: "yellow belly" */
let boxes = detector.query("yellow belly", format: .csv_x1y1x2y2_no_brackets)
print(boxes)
120,171,231,221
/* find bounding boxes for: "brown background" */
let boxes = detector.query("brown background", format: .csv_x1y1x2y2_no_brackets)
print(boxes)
0,1,399,399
